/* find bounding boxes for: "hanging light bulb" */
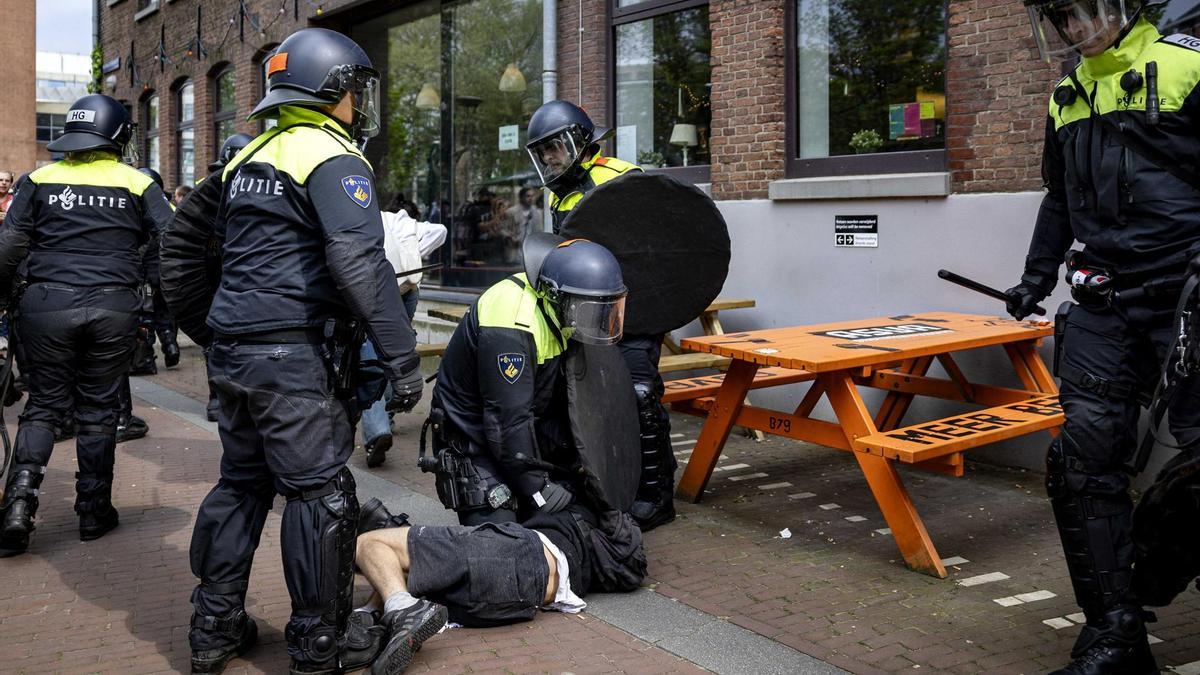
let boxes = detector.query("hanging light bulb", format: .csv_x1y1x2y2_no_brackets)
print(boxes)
416,82,440,110
498,63,526,92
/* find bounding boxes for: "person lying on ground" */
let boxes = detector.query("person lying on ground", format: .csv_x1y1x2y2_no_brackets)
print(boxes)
352,496,646,675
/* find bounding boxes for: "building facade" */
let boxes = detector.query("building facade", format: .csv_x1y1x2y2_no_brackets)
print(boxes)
97,0,1200,472
1,0,38,176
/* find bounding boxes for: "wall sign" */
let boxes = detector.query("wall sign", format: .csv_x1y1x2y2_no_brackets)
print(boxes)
834,215,878,248
498,125,519,151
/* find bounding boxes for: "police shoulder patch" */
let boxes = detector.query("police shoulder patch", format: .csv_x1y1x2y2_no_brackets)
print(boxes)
341,175,372,208
1162,34,1200,53
497,353,526,384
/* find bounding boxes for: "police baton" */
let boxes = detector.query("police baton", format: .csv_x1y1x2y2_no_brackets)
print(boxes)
394,262,443,279
937,269,1046,317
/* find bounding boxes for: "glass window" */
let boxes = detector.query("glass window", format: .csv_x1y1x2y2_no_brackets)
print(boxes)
143,94,160,174
213,68,237,158
794,0,946,161
177,82,195,186
256,47,280,132
36,113,66,143
614,6,712,169
353,0,544,290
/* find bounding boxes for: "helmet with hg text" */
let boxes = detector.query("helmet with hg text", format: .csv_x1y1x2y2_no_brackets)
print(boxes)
48,94,138,163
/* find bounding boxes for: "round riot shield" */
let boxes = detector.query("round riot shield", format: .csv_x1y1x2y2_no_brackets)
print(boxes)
564,343,640,511
560,172,730,335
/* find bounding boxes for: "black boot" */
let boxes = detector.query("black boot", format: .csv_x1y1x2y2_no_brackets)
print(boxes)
77,502,119,541
116,413,149,443
342,609,385,672
628,383,676,531
1050,606,1158,674
365,433,392,468
0,466,43,558
357,498,411,535
190,608,259,674
370,599,448,675
163,339,181,368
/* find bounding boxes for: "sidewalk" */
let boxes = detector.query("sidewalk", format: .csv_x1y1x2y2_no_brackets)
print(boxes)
0,350,711,674
3,342,1199,674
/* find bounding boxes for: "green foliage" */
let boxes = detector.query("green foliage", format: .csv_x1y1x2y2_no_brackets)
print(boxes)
88,44,104,94
637,150,665,167
848,128,883,154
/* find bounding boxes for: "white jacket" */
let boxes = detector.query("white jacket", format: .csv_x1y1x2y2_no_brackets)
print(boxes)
381,211,448,293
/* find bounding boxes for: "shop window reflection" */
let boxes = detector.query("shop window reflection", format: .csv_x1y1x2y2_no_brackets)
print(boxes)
354,0,543,290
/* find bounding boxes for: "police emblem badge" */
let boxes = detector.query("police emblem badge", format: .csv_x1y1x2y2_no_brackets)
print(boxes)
497,353,525,384
341,175,372,208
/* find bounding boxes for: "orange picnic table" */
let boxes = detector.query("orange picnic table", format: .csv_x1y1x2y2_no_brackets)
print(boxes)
666,311,1062,578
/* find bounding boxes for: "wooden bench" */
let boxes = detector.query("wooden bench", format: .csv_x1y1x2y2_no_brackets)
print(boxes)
663,367,816,404
855,394,1063,464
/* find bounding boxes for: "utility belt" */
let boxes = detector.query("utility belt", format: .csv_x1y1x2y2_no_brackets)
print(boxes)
1064,250,1187,314
213,319,365,399
418,407,515,512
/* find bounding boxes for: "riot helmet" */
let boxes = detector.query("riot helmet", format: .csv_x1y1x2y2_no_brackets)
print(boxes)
523,232,627,345
138,167,164,190
249,28,381,145
1024,0,1161,61
47,94,138,164
209,132,255,171
525,100,613,193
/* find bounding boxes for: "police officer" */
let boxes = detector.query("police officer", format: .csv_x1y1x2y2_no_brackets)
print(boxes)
425,234,627,525
525,101,675,530
177,28,423,673
1008,2,1200,672
0,94,172,557
208,133,254,175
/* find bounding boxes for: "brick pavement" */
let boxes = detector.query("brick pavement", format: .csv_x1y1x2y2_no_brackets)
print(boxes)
0,346,705,674
21,342,1200,674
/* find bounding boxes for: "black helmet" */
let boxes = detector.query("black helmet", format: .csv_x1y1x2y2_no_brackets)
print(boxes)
138,167,164,190
47,94,137,162
523,232,627,345
526,100,612,193
249,28,381,143
209,132,255,172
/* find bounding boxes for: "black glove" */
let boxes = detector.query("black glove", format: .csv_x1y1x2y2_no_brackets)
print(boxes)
1004,282,1048,321
533,481,572,513
386,367,424,413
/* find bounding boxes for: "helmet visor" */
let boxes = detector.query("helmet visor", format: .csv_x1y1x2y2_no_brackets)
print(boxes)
562,294,626,345
325,65,382,141
1025,0,1133,61
527,130,580,187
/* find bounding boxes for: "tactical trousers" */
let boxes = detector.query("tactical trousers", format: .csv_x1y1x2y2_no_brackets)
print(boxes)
150,284,177,347
1050,303,1200,624
7,283,138,514
189,339,360,668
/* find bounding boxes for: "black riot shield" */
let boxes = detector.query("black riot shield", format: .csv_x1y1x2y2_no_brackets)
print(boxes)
560,172,730,335
564,343,640,511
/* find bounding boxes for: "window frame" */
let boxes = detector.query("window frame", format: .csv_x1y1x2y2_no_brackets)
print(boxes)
212,65,237,158
608,0,713,184
783,0,949,179
254,44,281,133
175,80,196,187
142,91,160,173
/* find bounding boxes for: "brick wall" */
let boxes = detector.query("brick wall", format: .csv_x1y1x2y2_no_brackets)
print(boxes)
555,0,608,123
946,0,1060,193
0,0,37,176
98,0,341,190
709,0,786,200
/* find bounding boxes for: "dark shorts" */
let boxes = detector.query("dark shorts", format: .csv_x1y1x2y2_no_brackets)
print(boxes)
406,521,549,627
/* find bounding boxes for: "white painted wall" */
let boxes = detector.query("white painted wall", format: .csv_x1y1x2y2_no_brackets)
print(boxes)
670,191,1171,487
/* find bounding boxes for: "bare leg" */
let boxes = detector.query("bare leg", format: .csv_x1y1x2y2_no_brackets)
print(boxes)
356,526,412,600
